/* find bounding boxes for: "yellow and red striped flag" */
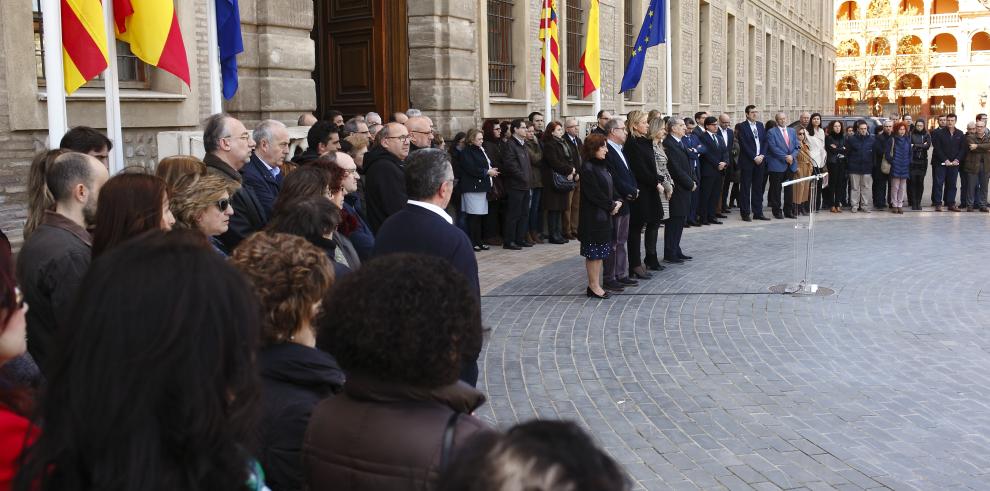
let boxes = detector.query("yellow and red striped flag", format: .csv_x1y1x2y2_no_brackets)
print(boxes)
538,0,560,105
113,0,190,86
579,0,601,98
62,0,110,94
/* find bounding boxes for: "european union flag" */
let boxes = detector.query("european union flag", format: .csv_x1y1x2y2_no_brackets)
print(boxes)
619,0,666,93
216,0,244,100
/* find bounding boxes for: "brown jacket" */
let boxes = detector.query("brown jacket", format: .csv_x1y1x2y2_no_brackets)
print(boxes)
302,374,493,491
963,131,990,175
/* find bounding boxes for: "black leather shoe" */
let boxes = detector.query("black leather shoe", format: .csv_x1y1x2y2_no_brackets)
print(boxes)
502,243,522,250
716,214,728,219
586,287,611,299
773,213,784,219
645,263,665,271
629,269,652,280
617,277,638,286
479,244,490,251
742,215,752,222
756,215,771,221
521,241,535,247
663,257,684,264
678,254,693,260
603,281,625,292
548,238,567,244
686,220,700,227
473,245,483,252
709,219,723,225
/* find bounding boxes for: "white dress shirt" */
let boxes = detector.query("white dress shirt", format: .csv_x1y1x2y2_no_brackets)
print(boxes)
407,200,453,224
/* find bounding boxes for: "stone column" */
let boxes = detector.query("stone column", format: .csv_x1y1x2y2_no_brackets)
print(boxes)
225,0,316,126
407,0,479,136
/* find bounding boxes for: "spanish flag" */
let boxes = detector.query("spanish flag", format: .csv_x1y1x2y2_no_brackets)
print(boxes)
578,0,601,98
62,0,109,94
113,0,190,86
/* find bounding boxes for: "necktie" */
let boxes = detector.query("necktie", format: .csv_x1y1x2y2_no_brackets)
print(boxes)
716,131,725,150
782,128,790,147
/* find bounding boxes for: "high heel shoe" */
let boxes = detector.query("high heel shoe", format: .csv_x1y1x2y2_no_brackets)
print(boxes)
586,287,611,299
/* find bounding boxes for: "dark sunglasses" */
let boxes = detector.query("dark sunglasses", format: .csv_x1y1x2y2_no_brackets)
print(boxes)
216,199,231,212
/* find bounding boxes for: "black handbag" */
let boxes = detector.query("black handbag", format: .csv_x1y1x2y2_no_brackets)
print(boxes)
551,171,576,192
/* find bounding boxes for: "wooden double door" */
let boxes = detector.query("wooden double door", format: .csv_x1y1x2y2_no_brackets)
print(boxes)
313,0,409,119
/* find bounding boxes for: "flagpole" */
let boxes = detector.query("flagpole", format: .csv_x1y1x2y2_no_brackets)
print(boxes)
664,0,672,116
102,0,125,173
593,90,601,118
544,6,552,122
41,0,68,147
206,0,224,114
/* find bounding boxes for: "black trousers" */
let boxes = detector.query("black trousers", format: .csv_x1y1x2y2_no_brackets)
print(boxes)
628,217,660,269
827,163,846,207
467,214,484,245
504,189,529,245
663,216,685,260
460,354,479,387
700,173,722,220
738,161,766,216
872,166,888,207
960,171,972,207
768,171,794,214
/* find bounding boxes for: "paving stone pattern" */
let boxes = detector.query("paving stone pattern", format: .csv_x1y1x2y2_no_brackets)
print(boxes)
475,214,990,490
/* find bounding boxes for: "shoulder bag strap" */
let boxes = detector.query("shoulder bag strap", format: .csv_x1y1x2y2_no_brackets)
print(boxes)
439,411,461,471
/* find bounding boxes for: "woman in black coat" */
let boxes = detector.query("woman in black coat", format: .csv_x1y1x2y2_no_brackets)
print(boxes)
908,120,931,211
622,110,663,279
824,120,847,213
458,128,500,250
481,120,505,245
541,121,578,244
662,119,697,263
579,134,621,299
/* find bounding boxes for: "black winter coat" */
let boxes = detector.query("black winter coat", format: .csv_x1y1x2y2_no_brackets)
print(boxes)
542,137,578,211
456,145,493,194
578,158,615,244
500,137,533,191
662,136,695,218
363,146,407,234
259,343,345,491
623,136,663,224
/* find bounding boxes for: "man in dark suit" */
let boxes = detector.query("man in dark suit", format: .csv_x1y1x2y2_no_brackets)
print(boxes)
243,120,289,219
698,116,729,225
373,148,481,386
201,113,268,253
662,118,697,263
602,118,639,292
931,113,968,211
718,113,736,214
734,105,770,221
563,118,583,239
500,119,533,250
364,122,410,233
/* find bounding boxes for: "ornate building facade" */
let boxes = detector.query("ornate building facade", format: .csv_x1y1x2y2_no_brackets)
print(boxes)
834,0,990,124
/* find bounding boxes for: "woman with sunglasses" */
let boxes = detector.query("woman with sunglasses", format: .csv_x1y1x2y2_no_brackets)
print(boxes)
0,245,35,490
169,173,240,256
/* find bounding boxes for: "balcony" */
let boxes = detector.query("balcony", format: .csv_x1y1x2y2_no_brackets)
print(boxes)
971,52,990,64
835,13,960,34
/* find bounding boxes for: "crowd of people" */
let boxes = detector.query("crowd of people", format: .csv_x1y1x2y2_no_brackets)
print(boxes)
0,102,986,490
0,113,634,491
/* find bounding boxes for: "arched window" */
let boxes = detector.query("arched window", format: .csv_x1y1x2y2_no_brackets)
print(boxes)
930,0,958,14
866,0,891,18
972,32,990,52
867,37,891,56
838,40,861,57
868,75,890,91
931,33,958,53
837,76,860,92
930,72,956,89
896,74,922,90
897,35,922,55
837,1,860,20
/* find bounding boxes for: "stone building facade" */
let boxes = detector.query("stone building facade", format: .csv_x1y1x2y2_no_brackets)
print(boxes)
834,0,990,124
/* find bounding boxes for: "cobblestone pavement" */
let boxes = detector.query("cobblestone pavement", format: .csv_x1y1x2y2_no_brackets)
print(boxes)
474,211,990,490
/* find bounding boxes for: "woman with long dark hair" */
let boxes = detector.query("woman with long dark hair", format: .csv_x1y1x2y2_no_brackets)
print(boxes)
578,134,619,300
806,113,827,211
14,230,266,491
481,120,505,245
825,120,848,213
92,173,176,257
541,121,577,244
0,245,36,490
885,122,912,214
23,149,66,241
908,120,931,210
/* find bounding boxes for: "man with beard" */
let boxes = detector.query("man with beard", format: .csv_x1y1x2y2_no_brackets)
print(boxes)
17,152,109,373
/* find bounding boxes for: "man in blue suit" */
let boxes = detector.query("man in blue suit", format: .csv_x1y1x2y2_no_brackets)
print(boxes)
766,112,800,219
243,120,289,219
698,116,729,224
733,105,770,221
373,148,481,386
603,118,639,292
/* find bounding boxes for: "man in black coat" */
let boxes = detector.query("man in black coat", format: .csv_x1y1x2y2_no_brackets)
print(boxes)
602,119,639,291
662,118,698,263
243,120,290,219
563,118,583,238
931,113,968,211
699,116,729,224
500,119,534,250
202,113,268,253
872,119,894,209
364,122,411,233
734,105,770,221
374,148,481,385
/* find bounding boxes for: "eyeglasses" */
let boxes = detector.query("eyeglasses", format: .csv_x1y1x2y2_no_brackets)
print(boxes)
341,167,358,176
215,198,231,212
386,135,411,143
223,134,251,142
411,129,434,136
